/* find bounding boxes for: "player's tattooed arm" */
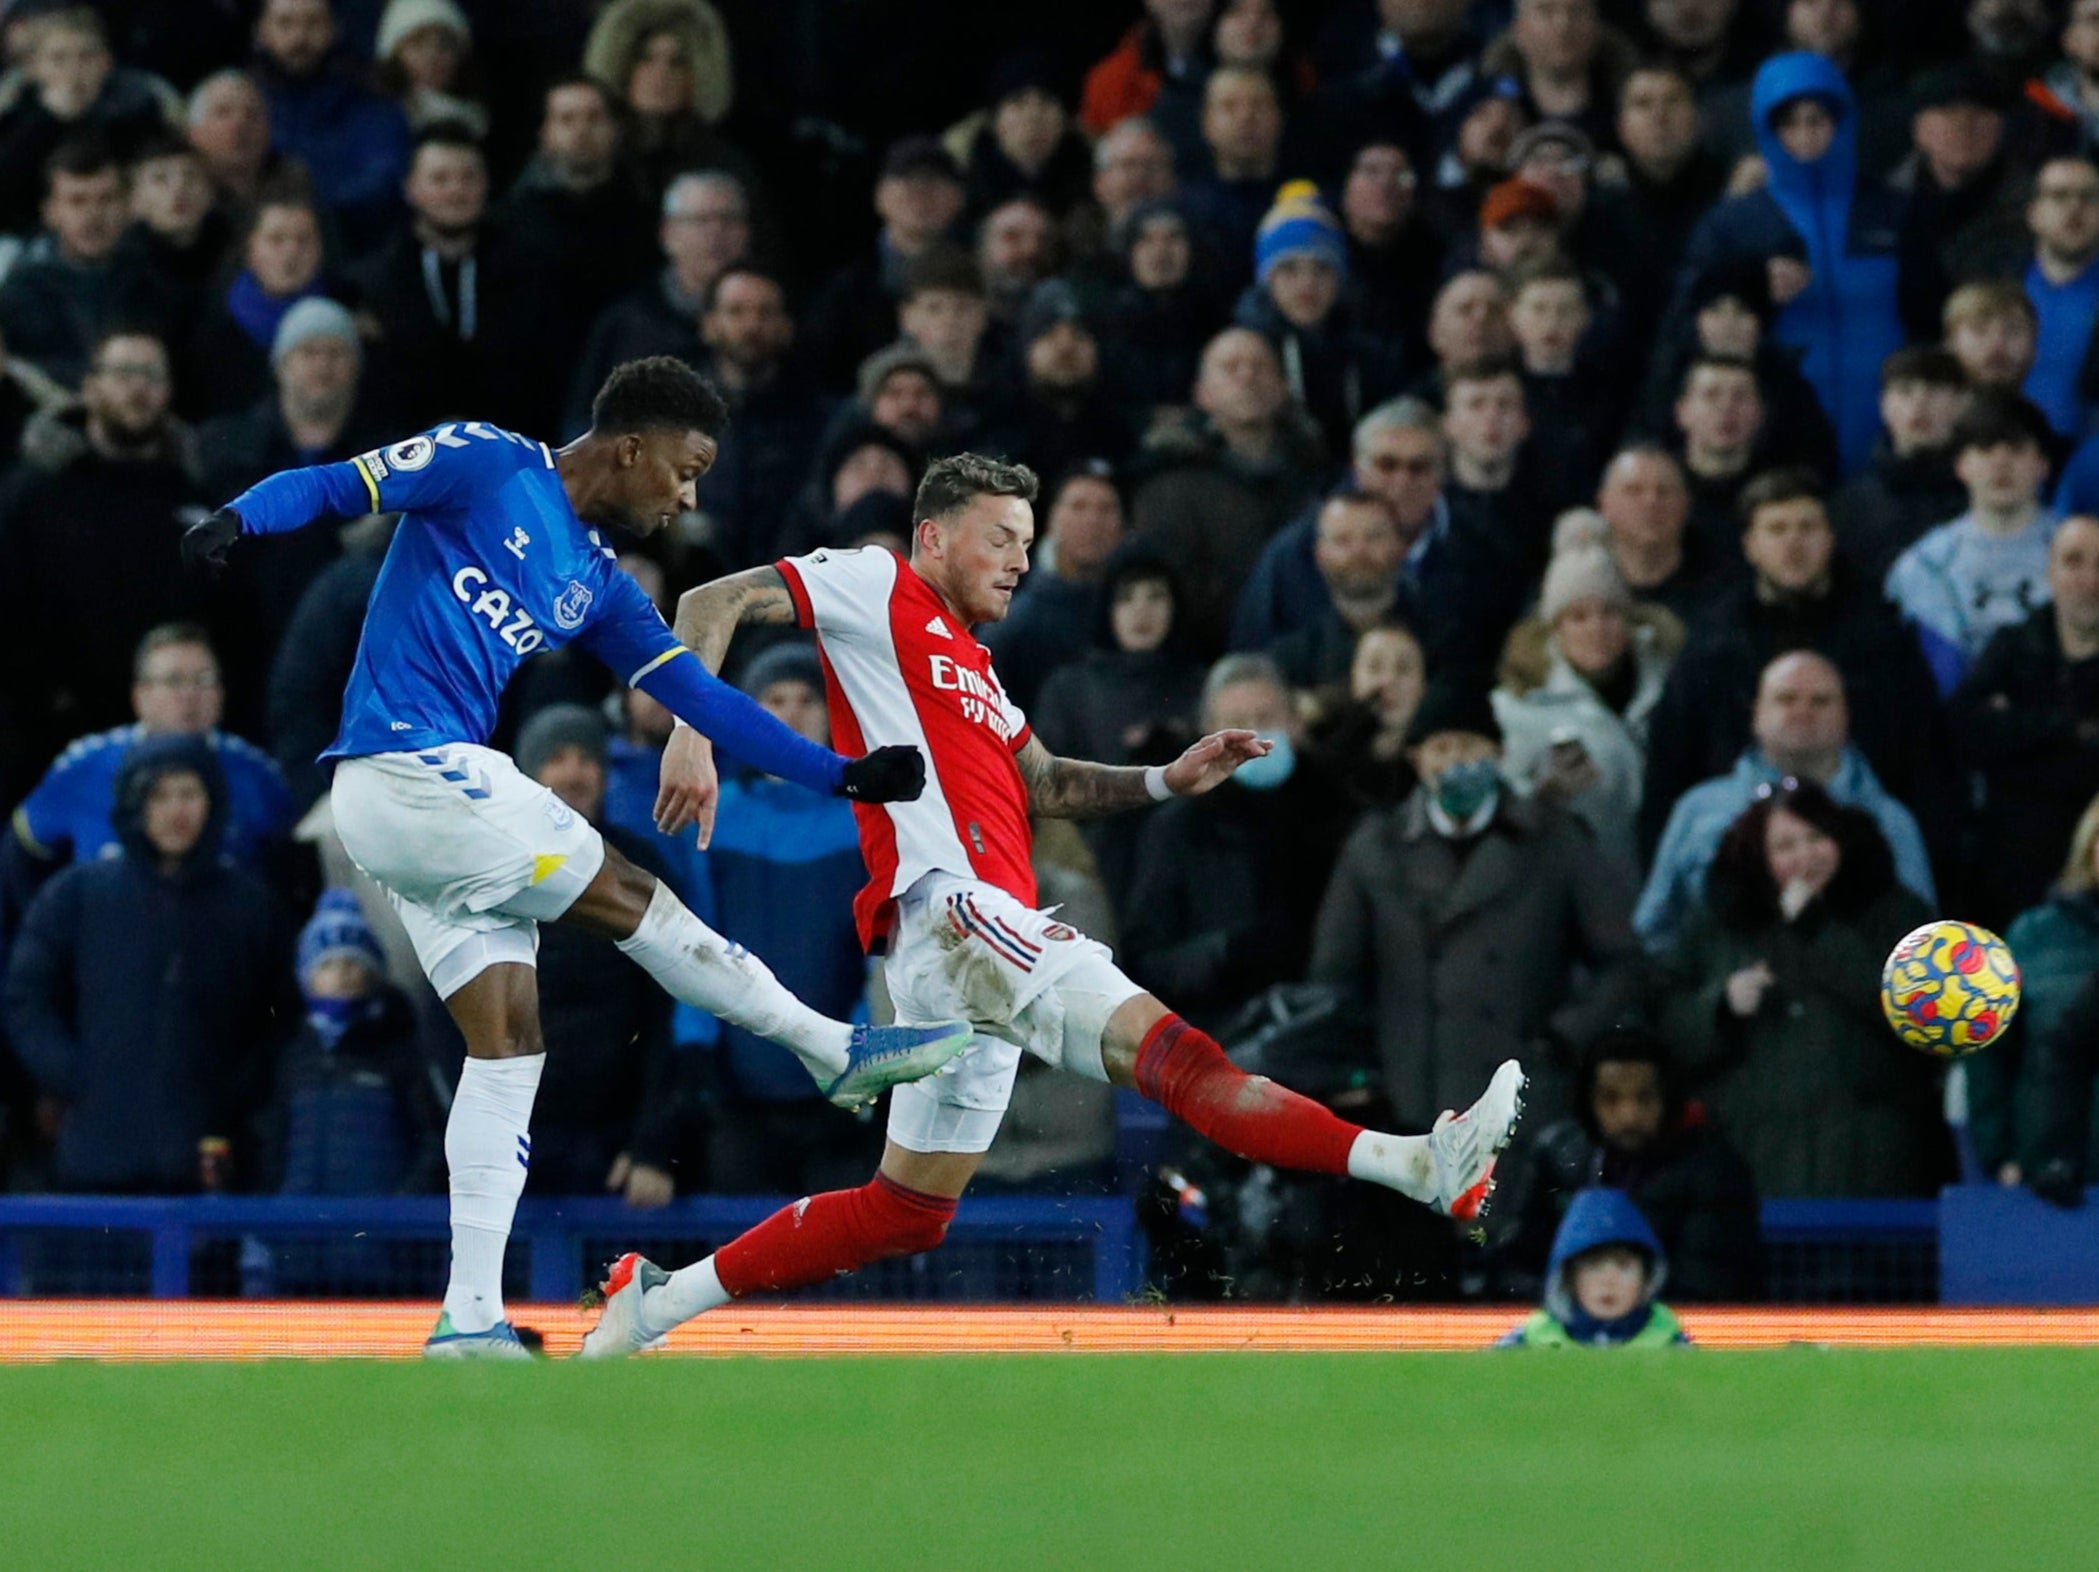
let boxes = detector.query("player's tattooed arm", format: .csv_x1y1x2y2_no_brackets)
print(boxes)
672,566,797,674
1017,728,1273,818
1013,736,1156,820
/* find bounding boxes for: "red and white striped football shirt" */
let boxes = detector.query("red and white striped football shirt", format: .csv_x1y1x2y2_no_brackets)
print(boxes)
776,547,1036,949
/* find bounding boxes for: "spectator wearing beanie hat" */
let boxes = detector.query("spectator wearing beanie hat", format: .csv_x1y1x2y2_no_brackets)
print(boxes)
375,0,487,138
1477,177,1562,273
260,887,439,1203
976,279,1134,481
1236,181,1406,455
1104,196,1230,417
1493,510,1685,872
513,702,692,1204
963,49,1093,220
1312,665,1644,1136
695,638,884,1194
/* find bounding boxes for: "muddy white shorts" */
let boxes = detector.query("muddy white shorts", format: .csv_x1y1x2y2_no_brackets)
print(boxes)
330,743,606,998
882,871,1146,1154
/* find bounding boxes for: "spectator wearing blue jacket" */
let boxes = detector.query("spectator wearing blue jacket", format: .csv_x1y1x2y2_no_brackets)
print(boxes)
1674,52,1910,475
701,644,882,1194
1497,1188,1689,1347
4,734,295,1192
251,0,410,254
1886,392,2060,697
6,626,294,932
1637,651,1934,954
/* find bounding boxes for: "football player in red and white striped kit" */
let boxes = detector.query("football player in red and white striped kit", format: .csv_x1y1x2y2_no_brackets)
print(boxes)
582,454,1526,1353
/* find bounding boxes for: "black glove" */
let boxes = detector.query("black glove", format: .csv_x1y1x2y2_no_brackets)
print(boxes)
181,508,242,572
840,745,927,803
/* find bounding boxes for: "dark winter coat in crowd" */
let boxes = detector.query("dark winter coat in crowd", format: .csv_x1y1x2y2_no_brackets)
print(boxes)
0,234,183,388
1950,609,2099,929
252,52,411,255
266,520,390,810
495,157,659,360
1309,791,1646,1129
1126,410,1329,654
262,983,440,1195
0,66,178,235
1634,333,1841,489
1637,566,1952,859
1343,221,1444,367
184,274,362,421
563,269,707,437
974,380,1136,494
1673,54,1912,473
980,568,1103,715
525,823,685,1193
3,736,294,1192
198,395,392,674
1830,439,1969,583
1231,287,1409,461
1657,813,1944,1197
1031,647,1205,771
351,226,571,433
802,242,917,393
1102,268,1232,416
1488,1102,1762,1302
1968,892,2099,1184
1123,763,1359,1032
1586,150,1731,351
690,362,833,571
0,406,212,791
964,121,1092,220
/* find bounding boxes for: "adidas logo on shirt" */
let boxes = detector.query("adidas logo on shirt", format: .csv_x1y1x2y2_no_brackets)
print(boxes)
925,617,953,639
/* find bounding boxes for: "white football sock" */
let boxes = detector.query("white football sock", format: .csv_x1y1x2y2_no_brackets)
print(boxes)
1346,1130,1436,1203
616,881,850,1081
644,1255,731,1330
441,1052,544,1333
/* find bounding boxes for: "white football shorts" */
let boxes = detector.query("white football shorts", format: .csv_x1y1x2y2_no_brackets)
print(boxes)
330,743,605,998
882,871,1145,1154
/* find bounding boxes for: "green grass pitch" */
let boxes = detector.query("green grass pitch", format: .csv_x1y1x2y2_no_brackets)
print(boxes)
5,1350,2095,1571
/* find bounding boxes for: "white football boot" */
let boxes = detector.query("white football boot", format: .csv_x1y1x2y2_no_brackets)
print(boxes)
1427,1059,1528,1222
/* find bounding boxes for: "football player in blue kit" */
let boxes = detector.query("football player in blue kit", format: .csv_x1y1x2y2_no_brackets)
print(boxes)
182,357,970,1356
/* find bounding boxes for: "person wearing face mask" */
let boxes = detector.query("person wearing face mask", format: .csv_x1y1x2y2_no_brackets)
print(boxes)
1311,679,1645,1130
1493,511,1683,874
1657,779,1943,1198
1122,654,1356,1029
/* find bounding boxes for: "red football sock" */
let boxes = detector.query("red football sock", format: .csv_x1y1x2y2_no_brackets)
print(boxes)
1135,1014,1361,1175
713,1172,958,1297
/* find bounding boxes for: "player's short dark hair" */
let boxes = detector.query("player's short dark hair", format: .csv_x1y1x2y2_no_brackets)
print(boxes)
133,621,215,677
1880,344,1966,391
914,452,1038,523
1953,388,2053,456
45,133,118,191
1738,465,1826,529
591,356,730,437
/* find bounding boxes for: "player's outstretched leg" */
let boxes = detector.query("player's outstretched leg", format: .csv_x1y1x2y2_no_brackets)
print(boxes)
1115,1004,1527,1221
587,869,969,1107
581,1169,959,1358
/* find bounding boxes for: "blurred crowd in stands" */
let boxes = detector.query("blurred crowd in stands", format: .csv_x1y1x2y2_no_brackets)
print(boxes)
4,0,2099,1302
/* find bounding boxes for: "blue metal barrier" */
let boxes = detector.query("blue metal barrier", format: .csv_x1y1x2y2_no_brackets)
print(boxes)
0,1193,1145,1302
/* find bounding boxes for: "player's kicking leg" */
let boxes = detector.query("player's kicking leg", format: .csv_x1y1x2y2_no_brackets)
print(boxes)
584,997,1523,1358
562,847,971,1107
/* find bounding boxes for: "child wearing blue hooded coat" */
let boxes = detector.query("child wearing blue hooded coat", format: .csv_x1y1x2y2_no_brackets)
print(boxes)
1497,1187,1691,1348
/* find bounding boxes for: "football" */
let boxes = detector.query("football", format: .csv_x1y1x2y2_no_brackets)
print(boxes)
1879,920,2022,1058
